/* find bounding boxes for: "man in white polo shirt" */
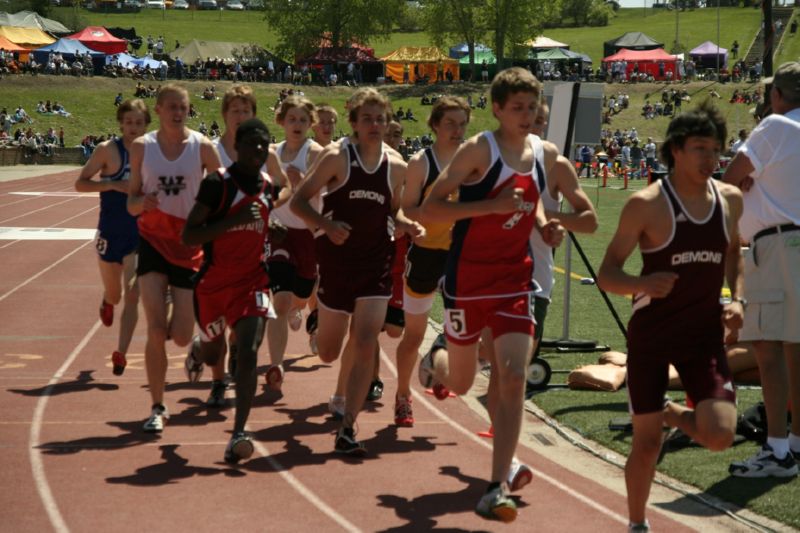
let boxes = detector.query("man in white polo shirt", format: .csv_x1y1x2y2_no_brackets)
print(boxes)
724,61,800,477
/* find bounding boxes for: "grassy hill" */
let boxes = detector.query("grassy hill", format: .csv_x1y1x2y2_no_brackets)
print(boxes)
55,6,769,61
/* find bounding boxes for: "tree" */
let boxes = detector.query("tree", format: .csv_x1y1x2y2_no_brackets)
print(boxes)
421,0,488,81
265,0,404,60
487,0,555,69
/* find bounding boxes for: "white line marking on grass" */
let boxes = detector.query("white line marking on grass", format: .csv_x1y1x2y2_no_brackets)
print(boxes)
0,240,92,302
378,347,629,526
29,320,102,533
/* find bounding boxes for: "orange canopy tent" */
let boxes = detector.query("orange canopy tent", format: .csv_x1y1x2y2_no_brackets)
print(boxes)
0,34,28,53
381,46,459,84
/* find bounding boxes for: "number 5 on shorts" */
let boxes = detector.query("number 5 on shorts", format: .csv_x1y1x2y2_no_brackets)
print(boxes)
446,309,466,335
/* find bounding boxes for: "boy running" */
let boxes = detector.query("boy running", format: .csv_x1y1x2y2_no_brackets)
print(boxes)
75,99,150,376
418,68,564,522
182,118,274,463
394,96,470,427
127,84,221,433
598,103,743,531
291,88,424,455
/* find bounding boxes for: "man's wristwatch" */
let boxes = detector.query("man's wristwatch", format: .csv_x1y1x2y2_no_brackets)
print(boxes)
733,297,748,309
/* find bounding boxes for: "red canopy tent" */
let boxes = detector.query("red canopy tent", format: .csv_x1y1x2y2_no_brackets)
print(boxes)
602,47,680,81
67,26,127,54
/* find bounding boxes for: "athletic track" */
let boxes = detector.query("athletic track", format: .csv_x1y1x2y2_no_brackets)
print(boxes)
0,167,765,532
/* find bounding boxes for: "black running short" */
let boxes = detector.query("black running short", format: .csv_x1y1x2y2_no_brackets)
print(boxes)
405,245,449,296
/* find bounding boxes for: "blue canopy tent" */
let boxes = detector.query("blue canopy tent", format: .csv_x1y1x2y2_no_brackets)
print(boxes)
33,38,106,72
448,42,491,59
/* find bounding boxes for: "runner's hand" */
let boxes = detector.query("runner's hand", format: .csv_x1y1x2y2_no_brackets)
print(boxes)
285,165,303,188
324,220,351,245
722,301,744,343
142,192,159,211
493,187,526,214
541,218,565,247
639,272,679,298
740,176,754,192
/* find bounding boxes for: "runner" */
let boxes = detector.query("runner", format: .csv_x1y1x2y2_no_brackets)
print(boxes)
267,96,324,392
291,88,424,454
394,96,470,427
127,84,222,433
75,99,150,376
598,103,742,531
206,85,287,404
304,104,338,355
182,118,274,463
418,68,564,522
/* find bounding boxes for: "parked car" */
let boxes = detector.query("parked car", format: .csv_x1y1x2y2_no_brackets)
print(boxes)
246,0,263,8
146,0,165,7
226,0,244,9
172,0,188,8
198,0,217,8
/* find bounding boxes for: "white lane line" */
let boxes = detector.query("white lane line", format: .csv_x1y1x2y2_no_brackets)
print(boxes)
0,227,98,241
0,186,78,209
250,439,361,533
0,240,93,302
0,198,79,224
11,192,99,198
377,347,629,526
29,320,102,533
0,206,98,249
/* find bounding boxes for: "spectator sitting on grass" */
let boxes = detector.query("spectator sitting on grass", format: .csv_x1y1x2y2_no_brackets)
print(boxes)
188,103,198,118
114,93,123,107
52,102,71,118
404,108,418,122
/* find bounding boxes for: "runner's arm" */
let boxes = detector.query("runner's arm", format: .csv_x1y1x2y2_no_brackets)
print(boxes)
421,136,520,222
389,158,425,239
291,148,348,241
720,184,745,341
550,155,598,234
74,142,124,193
721,151,754,190
126,138,156,216
399,150,427,222
598,194,677,298
199,137,223,175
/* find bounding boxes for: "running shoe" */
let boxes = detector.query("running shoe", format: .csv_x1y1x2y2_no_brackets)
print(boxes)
184,335,204,383
475,484,517,522
111,350,127,376
305,309,318,334
729,444,798,478
628,520,651,532
99,300,114,327
265,364,285,392
206,380,227,408
142,405,169,433
432,383,451,401
227,334,237,381
224,432,254,464
366,378,384,401
328,395,346,420
507,457,533,492
394,395,414,427
288,309,303,332
334,426,366,456
418,333,447,388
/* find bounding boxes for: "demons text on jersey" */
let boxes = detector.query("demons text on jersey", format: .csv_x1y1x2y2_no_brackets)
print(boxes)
670,250,723,266
348,189,386,204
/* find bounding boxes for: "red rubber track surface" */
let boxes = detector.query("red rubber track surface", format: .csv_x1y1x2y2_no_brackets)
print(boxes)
0,169,696,532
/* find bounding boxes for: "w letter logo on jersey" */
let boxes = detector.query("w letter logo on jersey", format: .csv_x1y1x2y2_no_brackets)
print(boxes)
158,175,186,196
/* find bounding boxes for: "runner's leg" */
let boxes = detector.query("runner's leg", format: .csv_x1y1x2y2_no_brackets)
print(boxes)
139,272,170,406
233,316,266,433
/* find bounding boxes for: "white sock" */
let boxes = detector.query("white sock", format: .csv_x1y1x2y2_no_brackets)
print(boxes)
767,436,790,459
789,433,800,453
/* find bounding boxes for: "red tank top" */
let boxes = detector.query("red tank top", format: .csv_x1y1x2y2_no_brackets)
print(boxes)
444,132,541,300
195,169,272,291
627,178,729,354
315,143,394,270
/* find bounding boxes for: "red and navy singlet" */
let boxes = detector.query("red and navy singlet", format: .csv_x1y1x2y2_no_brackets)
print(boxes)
627,177,729,354
315,142,395,270
194,168,273,291
443,132,541,300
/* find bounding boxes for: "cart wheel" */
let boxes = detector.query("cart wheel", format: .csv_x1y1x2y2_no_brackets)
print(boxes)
527,359,552,390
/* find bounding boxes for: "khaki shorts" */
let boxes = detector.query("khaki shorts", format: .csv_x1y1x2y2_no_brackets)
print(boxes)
740,230,800,343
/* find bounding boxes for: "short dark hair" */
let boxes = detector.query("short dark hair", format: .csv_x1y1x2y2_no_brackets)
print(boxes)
235,118,270,145
660,100,727,169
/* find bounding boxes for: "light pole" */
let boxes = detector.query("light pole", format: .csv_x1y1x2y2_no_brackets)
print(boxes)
716,0,720,79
